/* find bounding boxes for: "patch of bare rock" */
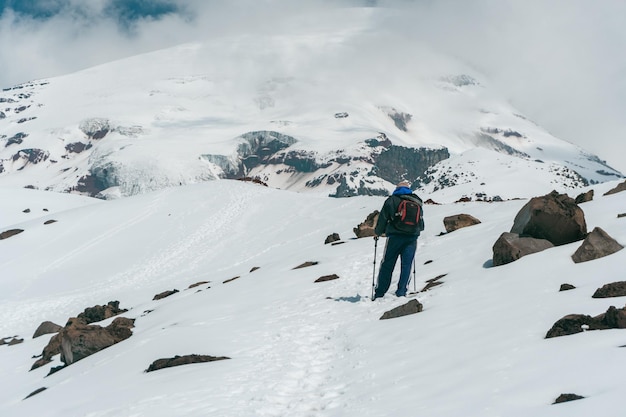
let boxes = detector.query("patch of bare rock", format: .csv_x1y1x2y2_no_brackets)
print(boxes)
571,227,623,263
353,210,379,238
603,179,626,196
545,305,626,338
380,299,423,320
443,214,481,233
146,354,230,372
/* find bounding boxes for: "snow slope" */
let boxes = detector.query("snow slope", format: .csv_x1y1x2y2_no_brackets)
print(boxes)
1,179,625,416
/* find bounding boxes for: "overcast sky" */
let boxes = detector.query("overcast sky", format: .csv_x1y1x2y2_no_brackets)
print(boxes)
1,0,625,173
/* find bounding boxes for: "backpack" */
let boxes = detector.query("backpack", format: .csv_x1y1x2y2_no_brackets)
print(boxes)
393,197,422,233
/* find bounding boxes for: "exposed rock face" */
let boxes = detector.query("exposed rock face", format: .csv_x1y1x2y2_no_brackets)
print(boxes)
592,281,626,298
510,191,587,246
443,214,481,233
78,301,128,324
33,321,62,338
324,233,340,244
380,299,423,320
545,305,626,338
575,190,594,204
492,232,554,266
374,145,450,187
146,354,230,372
60,317,135,366
571,227,623,263
315,274,340,283
353,211,379,238
79,118,110,139
559,284,576,292
1,336,23,346
153,289,179,300
0,228,24,240
12,148,49,164
603,180,626,196
553,394,585,404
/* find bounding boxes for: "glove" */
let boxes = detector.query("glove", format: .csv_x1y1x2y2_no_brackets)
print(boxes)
374,235,379,241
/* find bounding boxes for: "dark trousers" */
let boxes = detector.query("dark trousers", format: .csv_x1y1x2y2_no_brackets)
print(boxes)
375,235,417,297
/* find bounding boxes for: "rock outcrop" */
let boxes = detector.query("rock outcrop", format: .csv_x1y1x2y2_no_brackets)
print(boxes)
380,299,423,320
324,233,341,244
353,211,379,238
546,305,626,338
33,321,62,338
492,232,554,266
511,191,587,246
146,354,230,372
592,281,626,298
553,393,585,404
603,180,626,196
0,228,24,240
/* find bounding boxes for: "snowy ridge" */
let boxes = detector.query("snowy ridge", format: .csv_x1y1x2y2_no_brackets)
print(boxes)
1,179,626,416
0,26,622,199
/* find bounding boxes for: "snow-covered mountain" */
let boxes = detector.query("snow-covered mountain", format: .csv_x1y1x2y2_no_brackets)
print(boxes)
0,9,621,201
1,179,625,416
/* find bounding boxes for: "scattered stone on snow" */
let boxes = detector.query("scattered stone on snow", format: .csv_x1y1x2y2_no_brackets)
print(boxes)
0,228,24,240
443,214,481,233
187,281,210,289
331,241,345,246
618,213,626,218
250,266,260,272
237,177,268,187
153,289,179,300
146,354,230,372
33,321,62,338
421,274,447,292
424,198,440,205
592,281,626,298
1,336,23,346
559,284,576,292
553,393,585,404
293,261,319,269
510,190,587,246
315,274,340,283
43,219,57,225
380,299,423,320
223,276,240,284
571,227,623,264
22,208,31,213
324,233,341,244
24,387,47,400
455,196,471,203
353,210,379,238
575,190,594,204
545,305,626,338
492,232,554,266
603,180,626,196
424,260,433,265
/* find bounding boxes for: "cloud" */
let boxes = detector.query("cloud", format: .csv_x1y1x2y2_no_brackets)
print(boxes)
0,0,625,172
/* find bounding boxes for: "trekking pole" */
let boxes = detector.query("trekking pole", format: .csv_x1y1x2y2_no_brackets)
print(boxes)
413,259,417,293
371,236,378,301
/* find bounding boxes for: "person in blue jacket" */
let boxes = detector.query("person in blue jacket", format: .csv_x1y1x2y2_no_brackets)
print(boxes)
373,181,425,298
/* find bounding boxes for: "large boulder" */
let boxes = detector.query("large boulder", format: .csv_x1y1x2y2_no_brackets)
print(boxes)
492,232,554,266
33,321,62,338
546,305,626,338
571,227,623,263
575,190,594,204
60,317,135,365
443,214,481,233
77,301,128,324
353,210,379,238
510,191,587,246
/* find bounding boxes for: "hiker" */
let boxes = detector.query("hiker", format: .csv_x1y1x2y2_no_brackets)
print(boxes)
373,181,424,298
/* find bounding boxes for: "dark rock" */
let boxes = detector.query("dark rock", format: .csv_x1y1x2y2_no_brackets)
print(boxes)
546,305,626,338
79,118,110,140
374,146,449,188
33,321,62,338
510,190,587,246
353,210,379,238
146,354,230,372
603,180,626,196
455,196,472,203
553,393,585,404
78,301,128,324
22,208,31,213
424,199,440,205
237,176,268,186
331,241,345,246
324,233,341,244
315,274,340,283
223,276,240,284
420,274,447,292
592,281,626,298
188,281,210,289
0,228,24,239
334,112,349,118
65,142,92,153
5,337,24,346
618,213,626,218
443,214,481,233
571,227,623,263
250,266,260,272
44,219,57,225
31,333,62,370
575,190,594,204
24,387,47,400
293,261,319,269
492,232,554,266
153,290,179,300
12,148,49,164
559,284,576,292
380,299,423,320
